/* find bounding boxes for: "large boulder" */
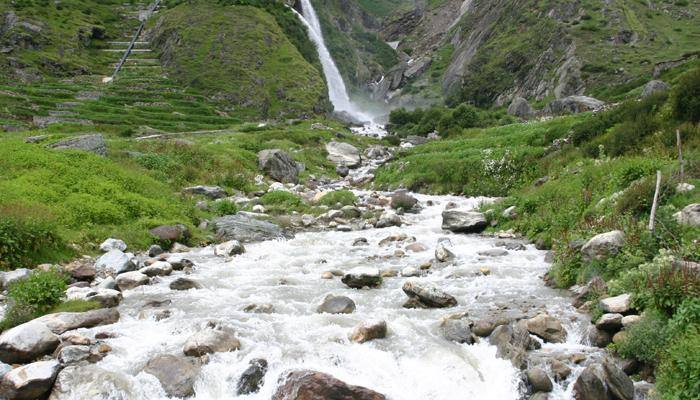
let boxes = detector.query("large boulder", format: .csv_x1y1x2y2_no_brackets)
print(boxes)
213,214,290,243
573,361,633,400
0,360,61,399
525,314,566,343
439,318,474,344
676,203,700,227
402,280,457,308
545,96,605,115
236,358,268,395
341,267,382,289
36,308,120,335
214,240,245,257
272,370,385,400
488,322,538,369
581,230,625,262
317,295,355,314
526,367,553,393
507,97,534,118
149,224,189,242
326,141,361,168
595,313,623,332
258,149,301,184
641,80,670,98
139,261,172,277
350,320,387,343
98,238,126,252
0,321,59,364
144,354,202,398
48,134,106,156
94,249,135,274
182,185,227,199
182,325,241,357
599,293,632,314
441,210,488,233
115,271,149,291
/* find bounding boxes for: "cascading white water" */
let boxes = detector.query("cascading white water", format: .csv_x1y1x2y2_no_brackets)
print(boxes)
295,0,376,125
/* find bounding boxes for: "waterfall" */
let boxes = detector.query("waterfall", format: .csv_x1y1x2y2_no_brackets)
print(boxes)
295,0,374,124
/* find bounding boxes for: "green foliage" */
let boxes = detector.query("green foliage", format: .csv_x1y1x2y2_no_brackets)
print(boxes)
211,200,239,217
0,205,69,270
671,67,700,123
656,333,700,400
667,298,700,337
50,299,101,313
318,190,357,207
260,191,304,208
387,104,508,138
1,269,68,330
616,310,670,364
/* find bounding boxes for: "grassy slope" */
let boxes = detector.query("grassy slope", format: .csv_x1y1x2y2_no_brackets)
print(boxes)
150,4,328,119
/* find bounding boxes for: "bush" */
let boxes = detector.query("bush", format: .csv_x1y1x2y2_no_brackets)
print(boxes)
656,333,700,399
318,190,357,207
671,67,700,123
0,209,67,270
211,200,239,216
259,190,304,208
616,310,670,364
2,269,67,329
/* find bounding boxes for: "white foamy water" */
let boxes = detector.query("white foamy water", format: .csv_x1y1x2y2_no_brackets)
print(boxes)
57,193,601,399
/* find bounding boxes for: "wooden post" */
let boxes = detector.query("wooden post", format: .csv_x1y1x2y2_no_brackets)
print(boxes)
677,129,684,184
649,170,662,232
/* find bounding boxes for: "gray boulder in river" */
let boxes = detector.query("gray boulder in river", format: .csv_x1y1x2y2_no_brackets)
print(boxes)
0,320,59,364
441,210,488,233
213,213,291,243
0,360,60,399
272,370,385,400
144,354,202,398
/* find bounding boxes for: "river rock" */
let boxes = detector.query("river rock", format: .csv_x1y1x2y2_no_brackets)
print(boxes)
390,191,418,210
317,295,355,314
525,314,566,343
621,315,641,328
0,320,60,363
169,258,194,271
435,242,455,262
37,308,120,334
350,320,387,343
526,367,553,393
237,358,268,395
596,313,623,331
139,261,172,277
213,214,289,243
336,165,350,177
99,238,126,252
170,277,202,290
214,240,245,257
641,80,670,98
0,268,31,290
439,319,474,344
587,327,612,348
478,248,509,257
63,260,96,281
149,224,189,242
599,293,632,314
405,242,428,253
353,238,369,246
402,280,457,308
182,185,227,199
341,267,382,289
94,249,135,274
550,360,572,381
57,345,91,364
144,354,201,398
326,141,361,168
375,211,402,228
0,360,60,399
272,370,385,400
148,244,164,257
507,97,534,118
581,230,625,262
441,210,488,233
489,323,538,369
676,203,700,227
573,361,633,400
183,325,240,357
258,149,301,184
115,271,149,290
48,134,106,156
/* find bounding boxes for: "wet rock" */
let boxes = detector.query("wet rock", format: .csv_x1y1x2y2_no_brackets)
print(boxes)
405,242,428,252
581,231,625,262
0,268,31,291
402,281,457,308
243,303,275,314
599,293,632,314
375,211,402,228
441,210,487,233
573,361,633,400
57,345,91,364
170,277,202,291
587,327,612,348
350,320,387,343
489,323,538,369
144,354,202,398
169,258,194,271
86,289,122,308
149,224,189,242
99,238,126,252
215,240,245,257
183,325,241,357
530,393,549,400
272,370,385,400
435,242,455,262
390,190,418,210
472,320,499,337
60,332,93,346
401,266,420,277
115,271,149,291
478,248,509,257
641,80,670,98
213,214,289,243
182,185,228,199
326,141,361,168
526,368,553,393
341,267,382,289
525,314,566,343
550,360,571,381
595,313,623,332
37,308,120,335
148,245,164,258
0,320,60,364
236,358,268,395
95,249,135,274
139,261,172,277
0,360,60,399
321,271,334,279
258,149,301,184
317,295,356,314
439,319,474,344
48,134,106,156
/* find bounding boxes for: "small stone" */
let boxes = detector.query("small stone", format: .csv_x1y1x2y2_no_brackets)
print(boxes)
99,238,126,252
350,320,387,343
236,358,268,395
526,368,553,393
148,245,164,257
341,267,382,289
115,271,149,290
215,240,245,257
317,295,355,314
321,271,334,279
170,277,202,291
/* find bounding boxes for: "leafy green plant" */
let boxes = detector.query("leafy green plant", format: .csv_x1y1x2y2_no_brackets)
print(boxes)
318,190,357,207
1,269,68,330
670,67,700,123
0,206,67,270
260,191,304,208
656,333,700,399
211,200,239,216
616,310,670,364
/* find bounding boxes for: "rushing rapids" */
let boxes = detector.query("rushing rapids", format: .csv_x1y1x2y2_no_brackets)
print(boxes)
48,193,605,399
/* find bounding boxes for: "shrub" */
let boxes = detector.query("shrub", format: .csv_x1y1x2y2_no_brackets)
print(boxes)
670,67,700,123
616,310,670,364
318,190,357,207
259,191,304,208
667,298,700,336
656,333,700,399
0,209,67,270
2,269,67,329
211,200,239,216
